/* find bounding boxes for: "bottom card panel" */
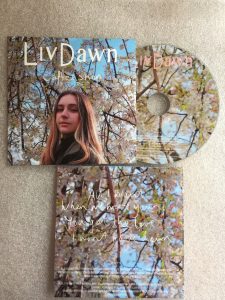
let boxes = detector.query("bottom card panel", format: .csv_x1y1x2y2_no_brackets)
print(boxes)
54,166,183,298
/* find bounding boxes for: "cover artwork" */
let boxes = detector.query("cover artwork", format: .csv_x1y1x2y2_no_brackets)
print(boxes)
7,37,136,165
54,166,183,298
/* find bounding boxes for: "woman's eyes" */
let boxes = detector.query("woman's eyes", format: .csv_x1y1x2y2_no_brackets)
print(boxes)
56,107,78,112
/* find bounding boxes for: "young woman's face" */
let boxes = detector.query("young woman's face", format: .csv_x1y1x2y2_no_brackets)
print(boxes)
56,94,80,136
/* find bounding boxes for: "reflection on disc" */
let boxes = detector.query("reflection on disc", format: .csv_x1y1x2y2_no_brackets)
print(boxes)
136,44,219,164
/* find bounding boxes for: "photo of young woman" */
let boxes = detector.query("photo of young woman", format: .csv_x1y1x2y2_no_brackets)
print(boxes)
41,90,105,165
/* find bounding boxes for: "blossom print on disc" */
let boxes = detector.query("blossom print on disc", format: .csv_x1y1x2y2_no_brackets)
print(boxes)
136,44,219,164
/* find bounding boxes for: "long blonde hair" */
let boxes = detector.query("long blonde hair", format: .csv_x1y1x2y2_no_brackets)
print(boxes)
41,90,105,164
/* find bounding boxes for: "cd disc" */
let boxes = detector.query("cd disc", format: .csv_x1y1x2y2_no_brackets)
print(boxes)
136,44,219,164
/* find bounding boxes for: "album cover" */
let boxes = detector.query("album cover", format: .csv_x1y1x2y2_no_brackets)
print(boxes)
7,37,136,165
54,166,183,298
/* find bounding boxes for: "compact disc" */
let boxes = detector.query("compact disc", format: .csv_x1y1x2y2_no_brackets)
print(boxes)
136,44,219,164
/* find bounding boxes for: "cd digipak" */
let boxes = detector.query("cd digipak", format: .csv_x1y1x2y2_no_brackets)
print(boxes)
136,44,219,164
7,36,136,165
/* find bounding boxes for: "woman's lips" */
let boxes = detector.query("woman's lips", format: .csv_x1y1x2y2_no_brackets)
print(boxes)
59,122,70,126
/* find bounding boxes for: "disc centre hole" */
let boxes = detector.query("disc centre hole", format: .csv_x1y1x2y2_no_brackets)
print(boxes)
147,92,170,116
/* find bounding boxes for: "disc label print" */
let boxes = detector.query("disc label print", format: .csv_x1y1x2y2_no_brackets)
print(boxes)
136,45,219,164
